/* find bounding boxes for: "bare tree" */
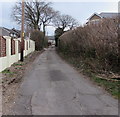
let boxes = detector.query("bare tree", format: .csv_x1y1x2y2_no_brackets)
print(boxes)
40,7,58,35
68,18,79,30
12,0,51,30
52,14,78,31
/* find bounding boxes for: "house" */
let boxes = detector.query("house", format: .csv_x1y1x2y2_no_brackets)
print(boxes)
0,27,10,36
87,12,118,25
10,28,21,38
47,36,55,45
0,27,21,38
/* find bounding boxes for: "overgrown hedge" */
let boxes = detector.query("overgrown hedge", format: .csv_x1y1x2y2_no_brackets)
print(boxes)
58,18,119,73
30,30,48,50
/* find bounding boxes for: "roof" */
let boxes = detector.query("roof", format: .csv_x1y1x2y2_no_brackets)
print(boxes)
0,27,21,37
47,36,55,40
87,12,118,21
0,27,10,36
87,13,102,20
99,12,118,18
12,28,21,34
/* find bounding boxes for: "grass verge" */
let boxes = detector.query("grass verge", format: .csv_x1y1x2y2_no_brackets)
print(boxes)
57,50,120,99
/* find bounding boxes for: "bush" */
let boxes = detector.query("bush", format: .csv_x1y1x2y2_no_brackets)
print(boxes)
30,30,44,50
44,36,48,48
55,28,64,47
58,18,119,73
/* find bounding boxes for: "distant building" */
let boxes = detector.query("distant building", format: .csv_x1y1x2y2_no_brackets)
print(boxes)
0,27,21,38
87,12,118,25
47,36,55,45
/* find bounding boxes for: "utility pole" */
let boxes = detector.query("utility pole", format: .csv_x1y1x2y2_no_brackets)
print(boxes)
118,2,120,71
20,0,25,61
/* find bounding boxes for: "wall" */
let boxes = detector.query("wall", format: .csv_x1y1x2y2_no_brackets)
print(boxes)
88,15,102,25
0,36,6,57
0,36,35,72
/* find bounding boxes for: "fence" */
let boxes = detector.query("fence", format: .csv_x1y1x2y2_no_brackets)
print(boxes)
0,36,35,72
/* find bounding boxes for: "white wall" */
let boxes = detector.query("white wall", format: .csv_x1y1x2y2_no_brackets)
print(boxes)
0,36,35,72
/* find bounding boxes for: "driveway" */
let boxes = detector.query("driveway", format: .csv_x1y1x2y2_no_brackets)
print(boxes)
11,47,118,115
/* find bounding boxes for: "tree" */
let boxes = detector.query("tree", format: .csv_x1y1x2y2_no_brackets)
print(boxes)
53,14,78,31
40,7,58,36
12,0,51,30
30,30,44,50
55,27,64,47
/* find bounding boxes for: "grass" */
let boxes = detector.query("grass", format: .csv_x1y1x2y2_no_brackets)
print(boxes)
2,69,12,74
91,74,120,98
13,63,25,70
13,62,24,66
15,67,23,70
1,69,16,77
58,51,120,99
1,62,24,75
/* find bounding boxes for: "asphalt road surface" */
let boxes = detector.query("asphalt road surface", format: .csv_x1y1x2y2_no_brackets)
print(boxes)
11,47,118,115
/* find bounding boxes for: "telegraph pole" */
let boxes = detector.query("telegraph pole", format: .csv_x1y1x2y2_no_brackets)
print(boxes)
20,0,25,61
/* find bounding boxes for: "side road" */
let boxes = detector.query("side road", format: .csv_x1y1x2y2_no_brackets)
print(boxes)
9,47,118,115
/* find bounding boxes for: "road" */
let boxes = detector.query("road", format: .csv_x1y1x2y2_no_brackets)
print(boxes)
0,74,2,116
11,47,118,115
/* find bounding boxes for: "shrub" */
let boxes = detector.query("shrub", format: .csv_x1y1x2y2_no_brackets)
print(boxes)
55,28,64,47
30,30,44,50
44,36,48,48
58,17,119,73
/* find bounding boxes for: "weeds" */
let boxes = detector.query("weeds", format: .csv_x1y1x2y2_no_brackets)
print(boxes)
58,18,119,73
2,69,15,77
2,69,12,74
59,51,119,98
13,63,24,66
91,74,120,98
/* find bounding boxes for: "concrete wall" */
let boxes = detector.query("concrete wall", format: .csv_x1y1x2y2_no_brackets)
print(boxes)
0,36,35,72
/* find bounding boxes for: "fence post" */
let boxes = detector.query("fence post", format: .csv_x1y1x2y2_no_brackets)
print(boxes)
6,37,11,56
5,37,11,67
15,40,18,54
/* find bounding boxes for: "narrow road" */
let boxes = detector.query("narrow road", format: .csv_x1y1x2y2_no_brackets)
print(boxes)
11,47,118,115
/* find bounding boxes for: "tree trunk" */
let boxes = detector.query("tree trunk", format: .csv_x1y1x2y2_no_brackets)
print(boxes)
43,24,46,36
42,23,46,48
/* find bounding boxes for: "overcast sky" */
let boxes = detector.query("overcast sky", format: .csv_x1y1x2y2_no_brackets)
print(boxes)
0,0,119,35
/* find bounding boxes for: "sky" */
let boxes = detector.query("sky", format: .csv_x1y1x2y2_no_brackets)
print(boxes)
0,0,119,36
